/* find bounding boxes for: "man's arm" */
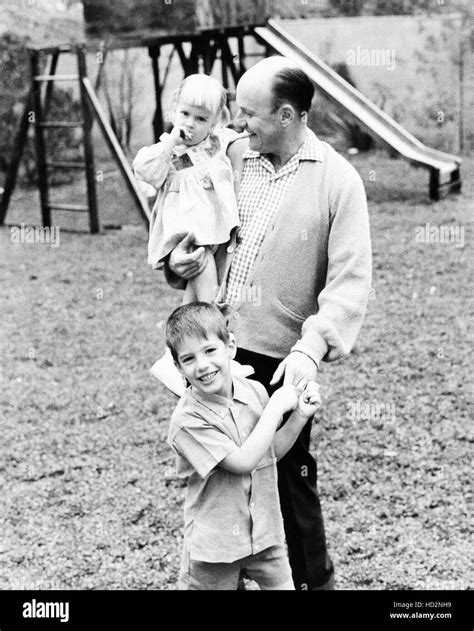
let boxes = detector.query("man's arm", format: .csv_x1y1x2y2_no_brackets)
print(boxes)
294,162,371,364
272,160,372,387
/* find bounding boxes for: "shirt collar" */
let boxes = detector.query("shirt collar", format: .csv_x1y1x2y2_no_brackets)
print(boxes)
188,376,252,418
241,128,324,163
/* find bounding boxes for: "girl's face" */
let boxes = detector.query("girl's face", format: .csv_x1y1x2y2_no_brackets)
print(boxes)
173,101,215,146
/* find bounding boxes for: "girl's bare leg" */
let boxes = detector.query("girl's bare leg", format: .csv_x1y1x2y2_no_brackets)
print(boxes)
186,246,219,303
183,282,196,304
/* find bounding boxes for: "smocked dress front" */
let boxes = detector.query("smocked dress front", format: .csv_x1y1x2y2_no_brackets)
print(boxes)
133,127,240,269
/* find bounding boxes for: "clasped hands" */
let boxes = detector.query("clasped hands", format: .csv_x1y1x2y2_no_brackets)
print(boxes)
270,379,321,421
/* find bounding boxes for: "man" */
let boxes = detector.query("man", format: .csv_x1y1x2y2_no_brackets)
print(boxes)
165,56,372,590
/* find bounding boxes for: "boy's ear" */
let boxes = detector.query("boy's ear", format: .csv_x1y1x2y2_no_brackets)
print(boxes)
228,333,237,360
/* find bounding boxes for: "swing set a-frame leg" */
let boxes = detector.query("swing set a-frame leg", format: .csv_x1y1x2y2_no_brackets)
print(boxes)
0,89,33,226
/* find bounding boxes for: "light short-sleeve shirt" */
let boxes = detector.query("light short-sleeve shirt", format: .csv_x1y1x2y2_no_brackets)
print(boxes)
167,375,286,563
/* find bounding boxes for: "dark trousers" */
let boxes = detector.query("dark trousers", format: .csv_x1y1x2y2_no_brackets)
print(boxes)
236,347,335,590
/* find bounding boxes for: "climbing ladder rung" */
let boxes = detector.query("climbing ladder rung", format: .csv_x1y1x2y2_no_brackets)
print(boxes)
34,74,79,82
38,122,83,128
1,45,149,234
47,161,86,169
46,203,89,212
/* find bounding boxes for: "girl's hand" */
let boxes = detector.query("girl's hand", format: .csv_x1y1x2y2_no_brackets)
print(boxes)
170,125,191,145
296,381,321,419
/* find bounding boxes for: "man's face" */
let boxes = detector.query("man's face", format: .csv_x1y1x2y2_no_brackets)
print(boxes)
235,76,282,154
175,334,235,398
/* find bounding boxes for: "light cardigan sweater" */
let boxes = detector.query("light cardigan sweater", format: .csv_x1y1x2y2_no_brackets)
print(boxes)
166,131,372,367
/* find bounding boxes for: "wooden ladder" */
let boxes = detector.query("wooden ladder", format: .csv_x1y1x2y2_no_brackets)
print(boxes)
31,46,99,233
0,44,149,233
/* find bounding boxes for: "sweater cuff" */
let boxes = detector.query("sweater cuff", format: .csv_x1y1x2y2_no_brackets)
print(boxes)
291,334,328,369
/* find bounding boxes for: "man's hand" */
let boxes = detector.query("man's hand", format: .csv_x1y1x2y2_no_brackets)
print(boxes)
296,381,321,419
270,351,318,389
168,232,207,280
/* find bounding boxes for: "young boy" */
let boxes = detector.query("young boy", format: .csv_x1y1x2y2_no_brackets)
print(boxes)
166,302,321,590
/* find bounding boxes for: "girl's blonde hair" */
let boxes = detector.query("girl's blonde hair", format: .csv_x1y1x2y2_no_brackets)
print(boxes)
170,74,230,128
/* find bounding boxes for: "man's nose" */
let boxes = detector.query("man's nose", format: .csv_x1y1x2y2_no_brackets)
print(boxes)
233,110,247,132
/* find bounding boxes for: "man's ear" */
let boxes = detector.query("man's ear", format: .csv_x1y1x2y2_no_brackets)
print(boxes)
228,334,237,360
279,104,295,128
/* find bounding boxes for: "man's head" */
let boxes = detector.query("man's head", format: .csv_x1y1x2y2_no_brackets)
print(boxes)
235,56,314,155
166,302,236,398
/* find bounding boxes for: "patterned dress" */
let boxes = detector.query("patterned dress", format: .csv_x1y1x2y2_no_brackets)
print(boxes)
133,127,240,269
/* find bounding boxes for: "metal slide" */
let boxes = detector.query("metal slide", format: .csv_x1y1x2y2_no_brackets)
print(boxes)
254,19,462,200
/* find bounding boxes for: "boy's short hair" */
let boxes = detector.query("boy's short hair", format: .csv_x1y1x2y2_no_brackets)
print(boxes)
166,302,230,362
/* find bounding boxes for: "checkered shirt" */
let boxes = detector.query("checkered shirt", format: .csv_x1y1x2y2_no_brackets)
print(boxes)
224,130,324,306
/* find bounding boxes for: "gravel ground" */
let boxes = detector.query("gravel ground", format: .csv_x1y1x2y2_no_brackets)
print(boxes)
1,152,472,590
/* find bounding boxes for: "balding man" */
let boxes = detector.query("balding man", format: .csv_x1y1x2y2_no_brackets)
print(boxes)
166,56,372,590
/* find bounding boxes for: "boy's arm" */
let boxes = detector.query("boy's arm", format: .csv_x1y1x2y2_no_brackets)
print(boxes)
273,410,308,461
219,386,297,475
274,382,322,460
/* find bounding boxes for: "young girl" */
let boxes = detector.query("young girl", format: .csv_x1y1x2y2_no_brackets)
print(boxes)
133,74,248,394
133,73,240,304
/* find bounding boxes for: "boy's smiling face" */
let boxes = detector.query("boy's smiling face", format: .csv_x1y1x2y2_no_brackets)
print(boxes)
175,334,235,399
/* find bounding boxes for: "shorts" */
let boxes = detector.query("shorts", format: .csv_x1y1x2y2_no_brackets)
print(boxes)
178,543,293,590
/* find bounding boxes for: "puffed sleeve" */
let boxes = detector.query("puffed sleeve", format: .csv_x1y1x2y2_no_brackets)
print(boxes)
133,135,175,189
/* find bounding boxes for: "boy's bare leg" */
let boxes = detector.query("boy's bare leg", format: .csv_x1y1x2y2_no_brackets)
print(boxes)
187,246,218,303
260,578,295,590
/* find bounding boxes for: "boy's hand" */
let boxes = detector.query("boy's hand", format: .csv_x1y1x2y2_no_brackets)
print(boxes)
269,384,298,415
296,381,321,419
